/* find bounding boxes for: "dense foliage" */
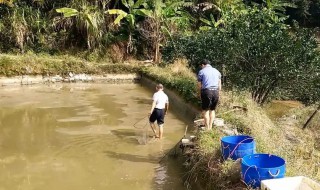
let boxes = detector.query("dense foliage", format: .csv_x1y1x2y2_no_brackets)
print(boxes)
0,0,194,63
0,0,319,54
163,6,320,104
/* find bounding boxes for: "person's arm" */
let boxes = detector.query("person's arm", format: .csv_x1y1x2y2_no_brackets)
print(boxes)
218,73,222,95
165,102,169,115
197,81,202,98
197,71,203,98
149,94,156,115
149,100,156,115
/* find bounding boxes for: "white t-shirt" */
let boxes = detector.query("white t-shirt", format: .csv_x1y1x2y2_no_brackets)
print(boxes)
152,90,169,109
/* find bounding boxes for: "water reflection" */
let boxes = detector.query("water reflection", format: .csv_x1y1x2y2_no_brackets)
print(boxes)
104,150,159,163
0,83,187,190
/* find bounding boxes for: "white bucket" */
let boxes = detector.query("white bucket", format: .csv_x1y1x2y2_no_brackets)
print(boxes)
261,176,320,190
181,138,190,144
214,118,224,127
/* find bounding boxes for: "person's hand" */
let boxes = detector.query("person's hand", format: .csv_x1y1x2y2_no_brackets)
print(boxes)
148,112,152,116
197,92,201,99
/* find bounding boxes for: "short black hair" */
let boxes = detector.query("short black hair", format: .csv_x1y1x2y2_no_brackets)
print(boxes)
200,59,211,65
156,83,163,89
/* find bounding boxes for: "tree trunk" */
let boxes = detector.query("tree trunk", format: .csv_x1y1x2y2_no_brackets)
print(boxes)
127,33,132,54
153,19,160,64
154,42,160,64
87,35,91,50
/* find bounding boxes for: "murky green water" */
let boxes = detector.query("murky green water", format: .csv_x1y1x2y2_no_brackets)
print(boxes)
0,83,188,190
264,100,303,120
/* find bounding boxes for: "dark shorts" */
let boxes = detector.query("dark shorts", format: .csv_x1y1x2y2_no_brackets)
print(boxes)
201,89,219,110
149,108,165,125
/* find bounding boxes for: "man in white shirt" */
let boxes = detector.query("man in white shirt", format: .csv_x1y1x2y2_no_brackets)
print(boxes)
148,84,169,139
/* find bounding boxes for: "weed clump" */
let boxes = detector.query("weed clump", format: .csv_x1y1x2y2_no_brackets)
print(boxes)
184,130,246,190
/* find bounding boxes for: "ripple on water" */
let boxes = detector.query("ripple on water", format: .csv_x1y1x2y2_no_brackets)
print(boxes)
55,125,112,135
57,116,97,123
154,165,168,185
52,134,109,157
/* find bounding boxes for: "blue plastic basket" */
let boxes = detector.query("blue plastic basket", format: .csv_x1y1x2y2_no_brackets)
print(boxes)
221,135,256,160
241,153,286,188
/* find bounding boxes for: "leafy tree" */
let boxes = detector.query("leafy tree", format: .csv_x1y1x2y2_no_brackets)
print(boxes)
287,0,320,26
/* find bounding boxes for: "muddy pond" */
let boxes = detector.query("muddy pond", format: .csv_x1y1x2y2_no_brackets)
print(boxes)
0,83,191,190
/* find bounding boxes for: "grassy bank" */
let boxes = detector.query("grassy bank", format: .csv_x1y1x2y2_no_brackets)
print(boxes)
185,95,320,189
0,53,139,76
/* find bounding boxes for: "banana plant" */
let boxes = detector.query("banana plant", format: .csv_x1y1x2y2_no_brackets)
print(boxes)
199,14,224,31
56,2,104,50
106,0,152,53
148,0,193,63
265,0,297,13
264,0,297,23
198,0,247,31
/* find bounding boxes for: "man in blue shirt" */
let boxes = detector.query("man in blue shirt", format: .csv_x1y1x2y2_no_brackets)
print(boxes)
197,59,221,130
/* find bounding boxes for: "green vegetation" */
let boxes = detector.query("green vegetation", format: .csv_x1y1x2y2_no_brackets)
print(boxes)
0,1,319,189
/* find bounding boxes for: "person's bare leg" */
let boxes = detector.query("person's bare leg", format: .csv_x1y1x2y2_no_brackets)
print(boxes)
150,122,158,137
208,110,215,130
202,110,210,129
158,124,163,139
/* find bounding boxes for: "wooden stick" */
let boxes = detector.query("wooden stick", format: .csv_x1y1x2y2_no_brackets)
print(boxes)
159,125,189,163
184,125,188,138
303,104,320,130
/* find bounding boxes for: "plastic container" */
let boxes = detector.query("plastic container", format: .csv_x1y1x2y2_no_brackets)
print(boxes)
261,176,320,190
241,154,286,189
221,135,256,160
214,118,224,126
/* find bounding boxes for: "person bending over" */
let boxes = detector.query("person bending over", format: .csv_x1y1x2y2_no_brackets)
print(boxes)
197,59,221,130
